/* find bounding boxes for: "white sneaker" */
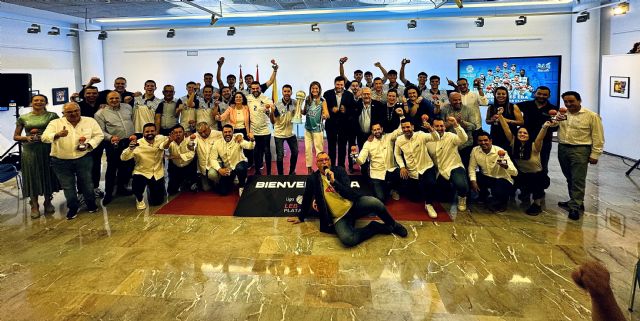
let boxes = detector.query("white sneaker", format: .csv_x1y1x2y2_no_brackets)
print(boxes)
238,187,244,197
457,196,467,212
425,203,438,218
136,200,147,210
390,190,400,201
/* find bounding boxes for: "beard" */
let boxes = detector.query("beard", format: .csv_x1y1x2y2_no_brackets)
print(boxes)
144,134,155,140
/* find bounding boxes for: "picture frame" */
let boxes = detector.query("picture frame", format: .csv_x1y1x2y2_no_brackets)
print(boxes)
609,76,630,98
605,208,625,236
52,87,69,105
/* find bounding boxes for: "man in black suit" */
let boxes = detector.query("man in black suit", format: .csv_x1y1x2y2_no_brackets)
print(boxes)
353,87,386,151
288,152,407,247
323,76,356,169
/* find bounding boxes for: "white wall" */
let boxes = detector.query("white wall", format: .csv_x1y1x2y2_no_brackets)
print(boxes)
599,54,640,160
602,0,640,55
100,15,573,100
0,11,80,151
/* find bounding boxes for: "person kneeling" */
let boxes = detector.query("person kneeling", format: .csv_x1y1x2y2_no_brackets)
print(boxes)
209,124,255,196
288,152,408,248
120,123,170,210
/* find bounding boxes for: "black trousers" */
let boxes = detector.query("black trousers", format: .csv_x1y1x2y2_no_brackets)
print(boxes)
104,139,134,197
132,174,166,206
167,160,197,195
91,141,105,189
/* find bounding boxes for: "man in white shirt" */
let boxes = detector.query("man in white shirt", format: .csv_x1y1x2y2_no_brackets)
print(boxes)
42,102,104,219
210,124,255,196
430,118,469,211
554,91,605,220
468,131,518,212
167,124,197,195
352,116,403,202
197,85,217,127
247,81,274,175
133,80,162,136
177,81,198,134
394,118,440,218
194,122,222,192
438,92,480,169
457,78,488,126
270,84,299,175
121,123,171,210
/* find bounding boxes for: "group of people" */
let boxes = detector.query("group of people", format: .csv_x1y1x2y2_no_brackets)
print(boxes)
13,57,603,229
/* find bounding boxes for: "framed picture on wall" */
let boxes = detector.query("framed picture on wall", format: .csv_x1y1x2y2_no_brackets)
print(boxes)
610,76,630,98
52,87,69,105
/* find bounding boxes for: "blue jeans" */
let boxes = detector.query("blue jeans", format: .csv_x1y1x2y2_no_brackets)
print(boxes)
370,168,400,202
334,196,396,247
448,167,469,197
253,134,272,175
218,161,249,195
274,135,298,175
51,154,95,210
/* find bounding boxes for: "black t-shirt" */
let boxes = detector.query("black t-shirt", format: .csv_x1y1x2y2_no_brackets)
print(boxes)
518,100,558,140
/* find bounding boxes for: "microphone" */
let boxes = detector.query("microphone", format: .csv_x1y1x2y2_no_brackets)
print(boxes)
322,166,331,180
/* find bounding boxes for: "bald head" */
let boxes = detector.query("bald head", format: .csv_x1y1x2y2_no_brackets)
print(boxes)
106,91,121,108
449,92,462,109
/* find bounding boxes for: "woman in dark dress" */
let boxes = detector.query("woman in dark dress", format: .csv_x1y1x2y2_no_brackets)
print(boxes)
485,86,524,151
13,94,60,218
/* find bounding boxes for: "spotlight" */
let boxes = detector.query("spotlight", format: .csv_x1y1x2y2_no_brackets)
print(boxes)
210,15,219,25
227,26,235,36
475,17,484,27
66,30,78,37
407,19,417,29
311,23,320,32
47,27,60,35
27,23,41,34
167,28,175,38
576,11,590,23
98,31,108,40
346,22,355,32
612,2,629,15
454,0,463,9
515,16,527,26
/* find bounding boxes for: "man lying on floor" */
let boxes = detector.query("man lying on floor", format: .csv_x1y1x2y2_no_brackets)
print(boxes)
288,151,408,247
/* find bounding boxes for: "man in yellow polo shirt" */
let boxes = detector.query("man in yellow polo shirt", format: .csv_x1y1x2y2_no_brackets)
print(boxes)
288,152,408,247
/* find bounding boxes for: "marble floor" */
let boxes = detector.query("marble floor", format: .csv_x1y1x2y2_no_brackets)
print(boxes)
1,145,639,321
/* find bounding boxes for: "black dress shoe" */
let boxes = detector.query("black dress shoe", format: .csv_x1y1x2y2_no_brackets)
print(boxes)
568,209,581,221
525,204,542,216
66,208,78,220
102,195,113,206
558,201,584,211
391,223,408,237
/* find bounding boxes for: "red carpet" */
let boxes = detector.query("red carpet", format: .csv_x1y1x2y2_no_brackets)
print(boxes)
156,139,453,222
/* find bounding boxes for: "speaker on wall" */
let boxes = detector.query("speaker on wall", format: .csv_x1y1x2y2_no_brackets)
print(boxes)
0,73,33,107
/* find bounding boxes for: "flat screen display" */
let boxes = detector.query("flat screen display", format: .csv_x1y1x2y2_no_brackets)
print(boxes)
457,55,562,106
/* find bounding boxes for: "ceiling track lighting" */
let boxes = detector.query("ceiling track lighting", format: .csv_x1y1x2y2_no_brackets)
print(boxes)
346,22,355,32
227,26,235,36
407,19,417,29
98,31,108,40
47,27,60,35
66,30,79,37
576,11,590,23
166,28,175,38
311,23,320,32
612,2,629,15
27,23,41,34
475,17,484,27
515,16,527,26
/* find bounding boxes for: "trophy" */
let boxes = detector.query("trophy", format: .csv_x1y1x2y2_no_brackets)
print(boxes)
350,146,359,161
292,90,306,124
29,128,40,142
78,136,87,151
188,134,196,149
548,109,558,121
497,150,507,166
421,114,429,126
557,106,568,121
129,135,139,149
